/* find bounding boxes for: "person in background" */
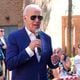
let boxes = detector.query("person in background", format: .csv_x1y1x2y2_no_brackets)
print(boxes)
59,54,71,77
51,48,71,79
6,4,58,80
51,48,62,79
0,29,7,57
74,44,80,78
0,28,7,80
0,65,4,80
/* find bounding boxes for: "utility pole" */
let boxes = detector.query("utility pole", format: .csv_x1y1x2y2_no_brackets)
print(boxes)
67,0,72,57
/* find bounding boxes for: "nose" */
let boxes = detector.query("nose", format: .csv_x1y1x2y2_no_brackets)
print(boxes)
35,17,40,22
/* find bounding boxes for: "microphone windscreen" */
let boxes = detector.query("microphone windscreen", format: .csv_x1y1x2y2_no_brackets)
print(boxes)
35,29,41,39
35,29,41,55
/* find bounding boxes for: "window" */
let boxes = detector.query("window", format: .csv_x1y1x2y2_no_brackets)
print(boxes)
0,25,18,38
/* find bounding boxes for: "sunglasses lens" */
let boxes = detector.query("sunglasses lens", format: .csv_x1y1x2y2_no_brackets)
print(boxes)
31,16,36,20
38,16,43,21
30,15,43,21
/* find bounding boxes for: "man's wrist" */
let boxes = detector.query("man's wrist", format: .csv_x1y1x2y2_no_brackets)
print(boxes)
25,47,34,57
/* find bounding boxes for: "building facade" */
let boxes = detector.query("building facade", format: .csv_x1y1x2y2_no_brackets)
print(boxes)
0,0,50,37
0,0,23,37
62,15,80,56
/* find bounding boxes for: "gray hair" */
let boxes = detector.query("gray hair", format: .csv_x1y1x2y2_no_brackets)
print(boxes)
23,4,42,16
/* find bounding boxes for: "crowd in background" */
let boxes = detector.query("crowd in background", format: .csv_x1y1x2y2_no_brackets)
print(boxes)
0,29,80,80
48,47,80,80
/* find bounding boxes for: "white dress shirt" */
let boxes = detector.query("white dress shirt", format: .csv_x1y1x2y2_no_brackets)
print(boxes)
0,37,6,45
25,27,41,61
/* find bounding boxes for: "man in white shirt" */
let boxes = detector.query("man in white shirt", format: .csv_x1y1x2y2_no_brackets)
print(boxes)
6,4,58,80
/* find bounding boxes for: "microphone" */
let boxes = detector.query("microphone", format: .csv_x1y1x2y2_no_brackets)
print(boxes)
35,29,41,55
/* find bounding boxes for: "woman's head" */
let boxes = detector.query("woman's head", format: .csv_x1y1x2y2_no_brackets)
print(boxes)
63,57,71,71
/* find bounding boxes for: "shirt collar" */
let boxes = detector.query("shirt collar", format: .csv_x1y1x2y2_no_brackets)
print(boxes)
25,26,34,36
0,36,4,39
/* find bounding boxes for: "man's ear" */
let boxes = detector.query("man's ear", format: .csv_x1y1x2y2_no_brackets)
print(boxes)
23,16,26,20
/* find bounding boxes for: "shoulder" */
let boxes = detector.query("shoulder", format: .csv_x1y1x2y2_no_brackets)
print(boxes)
8,27,25,38
8,27,25,42
74,55,80,60
74,55,79,58
40,31,51,39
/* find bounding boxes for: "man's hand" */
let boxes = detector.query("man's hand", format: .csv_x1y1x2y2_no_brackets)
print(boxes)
29,39,41,51
51,54,60,65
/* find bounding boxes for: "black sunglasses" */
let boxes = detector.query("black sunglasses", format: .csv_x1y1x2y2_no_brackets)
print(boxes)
30,15,43,21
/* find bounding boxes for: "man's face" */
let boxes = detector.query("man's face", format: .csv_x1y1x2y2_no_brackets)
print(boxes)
0,29,4,37
24,8,43,33
64,58,71,70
